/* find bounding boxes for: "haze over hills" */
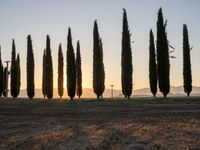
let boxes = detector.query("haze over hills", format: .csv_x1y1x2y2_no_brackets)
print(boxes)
17,86,200,98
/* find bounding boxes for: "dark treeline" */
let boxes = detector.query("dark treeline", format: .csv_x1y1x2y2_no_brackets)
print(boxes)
0,8,193,99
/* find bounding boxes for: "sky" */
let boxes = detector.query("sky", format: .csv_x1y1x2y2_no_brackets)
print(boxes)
0,0,200,91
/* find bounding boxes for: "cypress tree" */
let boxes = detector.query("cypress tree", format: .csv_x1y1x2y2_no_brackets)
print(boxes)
3,67,7,97
67,28,76,100
45,35,53,99
58,44,64,98
10,39,17,98
42,49,46,98
156,8,170,97
149,30,157,97
99,38,105,97
26,35,35,99
93,20,105,99
16,54,21,97
121,9,133,99
183,24,192,96
0,46,3,97
76,41,82,98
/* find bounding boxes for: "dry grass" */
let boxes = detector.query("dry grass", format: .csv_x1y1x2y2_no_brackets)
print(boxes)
0,98,199,150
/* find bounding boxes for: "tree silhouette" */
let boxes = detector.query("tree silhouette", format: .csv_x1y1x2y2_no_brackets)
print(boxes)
76,41,82,98
42,49,46,98
93,20,105,99
45,35,53,99
0,46,3,97
26,35,35,99
67,28,76,100
149,30,157,97
10,39,18,98
156,8,170,97
121,9,133,99
99,38,105,97
58,43,64,98
183,24,192,96
16,54,21,97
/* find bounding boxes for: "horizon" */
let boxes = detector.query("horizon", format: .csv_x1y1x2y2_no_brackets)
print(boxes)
1,0,200,92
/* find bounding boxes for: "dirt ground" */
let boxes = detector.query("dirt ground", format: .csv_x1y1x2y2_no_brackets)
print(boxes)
0,98,200,150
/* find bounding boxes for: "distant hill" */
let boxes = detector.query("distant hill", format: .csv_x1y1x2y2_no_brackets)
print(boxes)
17,86,200,98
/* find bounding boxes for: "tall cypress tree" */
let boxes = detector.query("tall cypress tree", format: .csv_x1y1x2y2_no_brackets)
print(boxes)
93,20,105,99
42,49,46,98
99,38,105,97
58,44,64,98
16,54,21,97
149,30,157,97
27,35,35,99
76,41,82,98
45,35,53,99
156,8,170,97
183,24,192,96
67,28,76,100
10,39,17,98
121,9,133,99
0,46,3,97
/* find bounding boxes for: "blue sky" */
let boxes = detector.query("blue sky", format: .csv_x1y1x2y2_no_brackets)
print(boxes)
0,0,200,90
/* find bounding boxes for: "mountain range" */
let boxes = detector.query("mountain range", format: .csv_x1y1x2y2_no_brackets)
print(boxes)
16,86,200,98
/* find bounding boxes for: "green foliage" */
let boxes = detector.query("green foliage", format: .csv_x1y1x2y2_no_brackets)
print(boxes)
10,39,19,98
45,35,53,99
76,41,82,98
156,8,170,97
93,20,105,99
0,46,3,97
67,28,76,100
42,49,46,98
121,9,133,99
10,39,16,97
27,35,35,99
58,44,64,98
183,24,192,96
149,30,157,97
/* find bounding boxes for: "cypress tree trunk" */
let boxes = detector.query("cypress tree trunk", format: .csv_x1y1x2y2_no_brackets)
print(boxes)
149,30,157,97
16,54,21,97
156,8,170,98
76,41,82,99
42,49,46,98
45,35,53,99
93,20,105,99
58,44,64,98
10,39,17,98
0,46,3,97
27,35,35,99
121,9,133,99
183,24,192,96
67,28,76,100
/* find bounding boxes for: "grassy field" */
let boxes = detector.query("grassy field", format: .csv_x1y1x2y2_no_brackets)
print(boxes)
0,97,200,150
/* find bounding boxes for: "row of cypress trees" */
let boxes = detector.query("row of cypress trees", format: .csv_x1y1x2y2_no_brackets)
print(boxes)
0,8,193,99
41,29,83,100
149,8,192,97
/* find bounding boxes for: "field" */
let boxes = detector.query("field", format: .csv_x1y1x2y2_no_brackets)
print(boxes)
0,97,200,150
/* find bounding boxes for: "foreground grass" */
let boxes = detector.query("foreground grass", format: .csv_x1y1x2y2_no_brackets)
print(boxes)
1,96,200,105
0,97,200,150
